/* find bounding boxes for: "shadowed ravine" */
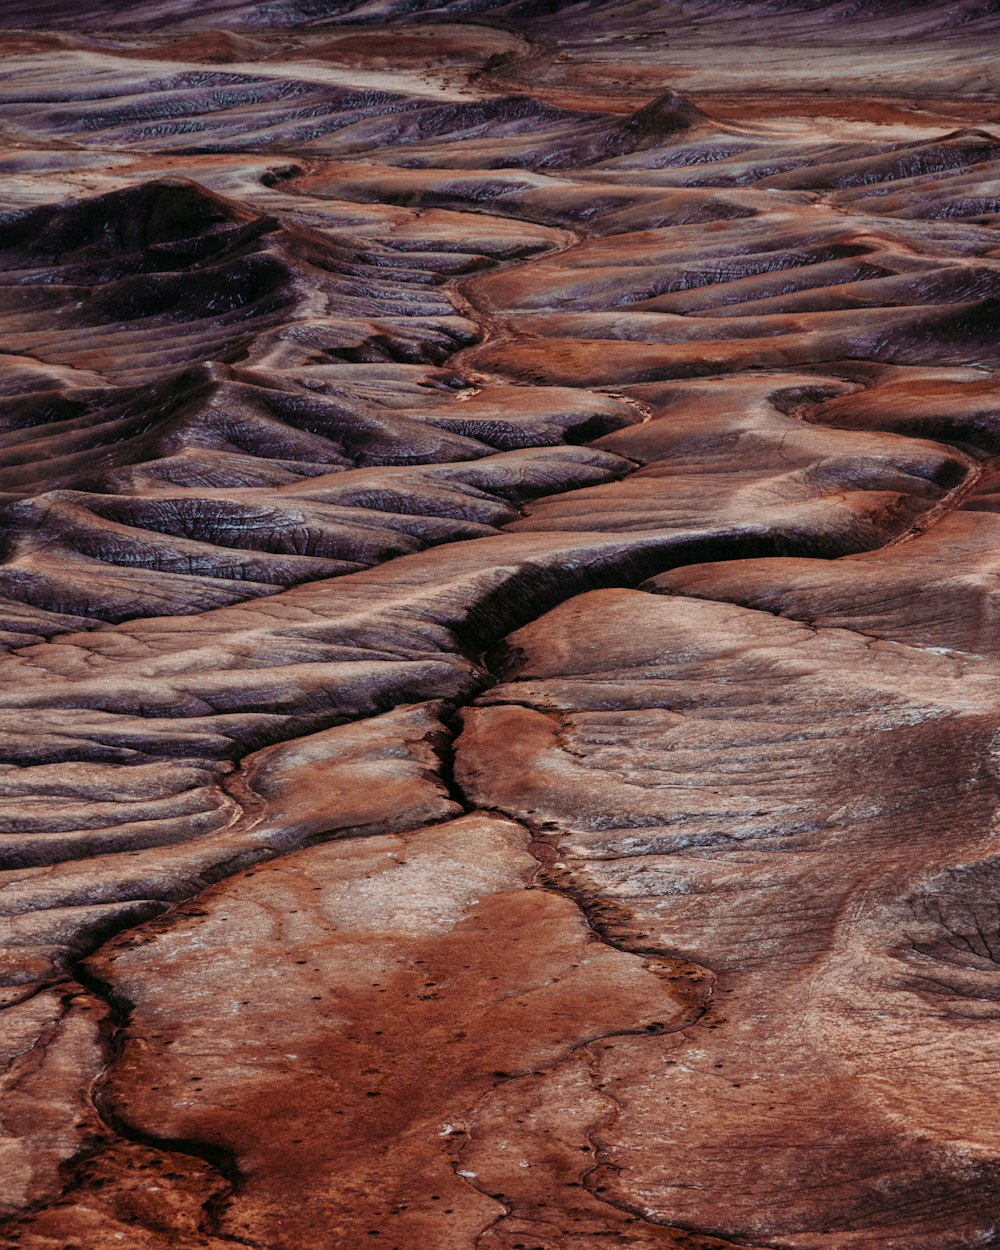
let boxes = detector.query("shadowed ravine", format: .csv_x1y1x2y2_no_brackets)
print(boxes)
1,2,999,1247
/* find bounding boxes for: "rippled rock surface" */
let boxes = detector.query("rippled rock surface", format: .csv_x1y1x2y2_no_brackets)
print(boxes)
0,2,999,1247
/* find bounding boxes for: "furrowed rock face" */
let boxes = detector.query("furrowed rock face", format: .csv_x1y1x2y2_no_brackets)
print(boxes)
0,2,998,1247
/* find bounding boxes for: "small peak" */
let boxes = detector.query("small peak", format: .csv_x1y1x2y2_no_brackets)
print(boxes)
622,90,712,138
1,178,258,260
937,127,1000,145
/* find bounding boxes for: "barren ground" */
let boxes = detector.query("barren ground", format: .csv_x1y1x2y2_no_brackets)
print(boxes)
0,2,999,1247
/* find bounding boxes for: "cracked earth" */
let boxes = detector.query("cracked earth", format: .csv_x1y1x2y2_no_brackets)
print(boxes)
0,1,999,1246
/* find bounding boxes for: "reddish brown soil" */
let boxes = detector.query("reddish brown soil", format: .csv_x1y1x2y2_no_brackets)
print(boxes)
0,3,998,1247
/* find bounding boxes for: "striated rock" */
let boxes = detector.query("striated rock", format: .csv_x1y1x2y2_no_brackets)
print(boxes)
457,589,1000,1247
14,814,704,1248
0,988,108,1216
0,1,999,1246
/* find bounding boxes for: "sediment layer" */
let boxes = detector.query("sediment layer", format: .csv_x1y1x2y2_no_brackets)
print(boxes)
1,3,999,1246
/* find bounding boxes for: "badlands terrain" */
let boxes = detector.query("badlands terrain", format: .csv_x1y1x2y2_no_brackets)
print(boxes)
0,0,999,1246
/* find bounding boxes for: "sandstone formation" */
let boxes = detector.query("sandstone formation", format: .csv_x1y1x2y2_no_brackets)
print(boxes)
0,1,998,1246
